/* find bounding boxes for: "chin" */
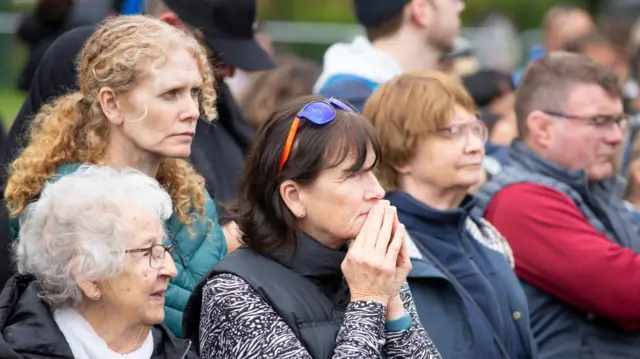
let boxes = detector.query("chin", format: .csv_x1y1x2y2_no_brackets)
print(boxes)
143,311,165,325
588,165,614,182
160,148,192,159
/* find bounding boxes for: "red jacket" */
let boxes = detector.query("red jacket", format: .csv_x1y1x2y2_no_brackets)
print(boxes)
485,183,640,331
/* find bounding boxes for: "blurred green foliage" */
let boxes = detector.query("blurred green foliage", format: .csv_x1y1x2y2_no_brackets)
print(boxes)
258,0,600,30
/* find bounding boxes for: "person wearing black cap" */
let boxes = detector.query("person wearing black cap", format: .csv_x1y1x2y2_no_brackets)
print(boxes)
153,0,275,207
314,0,465,111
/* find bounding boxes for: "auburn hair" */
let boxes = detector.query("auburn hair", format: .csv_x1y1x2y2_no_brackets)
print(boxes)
363,71,477,191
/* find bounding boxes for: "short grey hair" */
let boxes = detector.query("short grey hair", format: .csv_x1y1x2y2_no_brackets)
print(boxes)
15,165,173,309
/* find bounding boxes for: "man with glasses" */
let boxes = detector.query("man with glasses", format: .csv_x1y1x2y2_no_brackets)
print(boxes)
474,52,640,358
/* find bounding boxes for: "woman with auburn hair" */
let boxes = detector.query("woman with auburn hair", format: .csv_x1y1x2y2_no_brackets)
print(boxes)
363,71,536,359
4,15,226,337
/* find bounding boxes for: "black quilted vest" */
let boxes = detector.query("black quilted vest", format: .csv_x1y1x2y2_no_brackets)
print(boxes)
184,233,350,359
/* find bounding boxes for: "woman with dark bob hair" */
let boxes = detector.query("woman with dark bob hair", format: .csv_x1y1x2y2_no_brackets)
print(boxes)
184,96,442,358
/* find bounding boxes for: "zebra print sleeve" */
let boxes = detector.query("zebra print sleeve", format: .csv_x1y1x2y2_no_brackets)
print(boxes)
384,282,443,359
198,273,390,359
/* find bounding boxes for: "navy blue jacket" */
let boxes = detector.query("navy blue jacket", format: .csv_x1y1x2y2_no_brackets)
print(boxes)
387,191,536,359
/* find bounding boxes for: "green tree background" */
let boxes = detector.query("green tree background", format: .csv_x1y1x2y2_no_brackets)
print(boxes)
0,0,610,123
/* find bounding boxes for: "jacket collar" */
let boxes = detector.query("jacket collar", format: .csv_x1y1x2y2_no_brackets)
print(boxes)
386,190,477,230
508,140,626,198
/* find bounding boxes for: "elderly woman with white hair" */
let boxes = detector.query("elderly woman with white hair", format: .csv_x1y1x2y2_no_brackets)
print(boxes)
0,165,199,359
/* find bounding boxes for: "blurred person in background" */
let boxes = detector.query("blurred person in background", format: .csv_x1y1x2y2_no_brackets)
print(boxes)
226,31,276,102
474,52,640,358
240,55,321,128
4,16,227,338
438,37,478,78
463,69,518,146
314,0,464,111
564,32,618,69
184,96,442,358
514,5,595,84
16,0,123,92
364,72,535,359
473,12,521,74
463,69,518,176
0,166,198,359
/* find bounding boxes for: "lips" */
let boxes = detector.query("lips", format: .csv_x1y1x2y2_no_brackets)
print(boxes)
172,132,194,137
150,289,166,302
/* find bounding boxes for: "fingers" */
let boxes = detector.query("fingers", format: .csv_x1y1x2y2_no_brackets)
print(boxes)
374,206,395,256
399,225,409,260
386,223,405,264
352,201,388,252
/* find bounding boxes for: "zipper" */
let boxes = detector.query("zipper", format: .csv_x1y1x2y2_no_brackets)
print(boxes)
457,226,473,259
181,339,192,359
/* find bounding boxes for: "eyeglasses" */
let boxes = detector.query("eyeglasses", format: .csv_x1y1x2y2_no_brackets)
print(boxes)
278,98,354,174
543,110,630,131
436,120,488,145
125,243,176,269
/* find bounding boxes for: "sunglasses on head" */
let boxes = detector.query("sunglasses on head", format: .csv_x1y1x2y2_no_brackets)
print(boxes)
278,98,354,174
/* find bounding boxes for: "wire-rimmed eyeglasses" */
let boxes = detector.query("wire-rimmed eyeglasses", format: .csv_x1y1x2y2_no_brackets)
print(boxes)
125,243,176,269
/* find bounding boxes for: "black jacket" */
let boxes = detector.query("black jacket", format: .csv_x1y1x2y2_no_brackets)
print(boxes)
184,234,349,358
0,274,198,359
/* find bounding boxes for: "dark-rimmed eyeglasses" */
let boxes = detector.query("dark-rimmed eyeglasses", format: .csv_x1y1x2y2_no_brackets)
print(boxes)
543,110,630,130
125,243,176,269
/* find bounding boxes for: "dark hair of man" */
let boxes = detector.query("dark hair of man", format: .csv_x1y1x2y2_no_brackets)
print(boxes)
366,12,404,42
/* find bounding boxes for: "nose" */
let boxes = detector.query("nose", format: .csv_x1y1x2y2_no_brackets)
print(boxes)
364,171,386,201
464,130,485,154
604,121,625,145
159,253,178,279
181,95,200,123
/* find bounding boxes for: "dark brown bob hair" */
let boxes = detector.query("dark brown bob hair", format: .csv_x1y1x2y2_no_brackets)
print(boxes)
235,95,381,255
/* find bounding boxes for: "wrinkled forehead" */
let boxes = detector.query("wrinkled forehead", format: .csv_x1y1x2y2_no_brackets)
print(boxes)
564,82,623,114
136,47,204,91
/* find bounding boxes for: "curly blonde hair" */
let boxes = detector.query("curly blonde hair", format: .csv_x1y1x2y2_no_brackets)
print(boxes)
6,15,217,226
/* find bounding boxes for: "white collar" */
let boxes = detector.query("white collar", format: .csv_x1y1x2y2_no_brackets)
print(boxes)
53,308,154,359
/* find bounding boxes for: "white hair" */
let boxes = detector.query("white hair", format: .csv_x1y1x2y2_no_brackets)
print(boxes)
15,164,173,308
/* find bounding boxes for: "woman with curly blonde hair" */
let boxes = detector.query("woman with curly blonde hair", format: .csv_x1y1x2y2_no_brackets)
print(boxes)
4,15,226,338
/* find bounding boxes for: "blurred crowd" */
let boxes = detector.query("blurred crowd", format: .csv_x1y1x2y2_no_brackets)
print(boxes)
0,0,639,358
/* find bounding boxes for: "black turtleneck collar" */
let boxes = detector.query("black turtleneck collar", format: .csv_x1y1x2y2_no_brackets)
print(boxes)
269,232,349,305
271,232,347,280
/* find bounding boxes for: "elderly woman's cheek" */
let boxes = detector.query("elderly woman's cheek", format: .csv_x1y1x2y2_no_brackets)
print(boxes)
110,263,167,325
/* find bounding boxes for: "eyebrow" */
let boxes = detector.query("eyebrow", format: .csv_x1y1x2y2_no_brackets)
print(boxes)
140,237,159,247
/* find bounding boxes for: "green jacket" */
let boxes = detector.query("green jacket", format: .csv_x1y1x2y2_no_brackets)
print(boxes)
9,163,228,337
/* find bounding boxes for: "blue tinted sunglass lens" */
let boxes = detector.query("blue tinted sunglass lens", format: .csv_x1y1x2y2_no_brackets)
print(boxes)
298,102,336,125
329,98,353,112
